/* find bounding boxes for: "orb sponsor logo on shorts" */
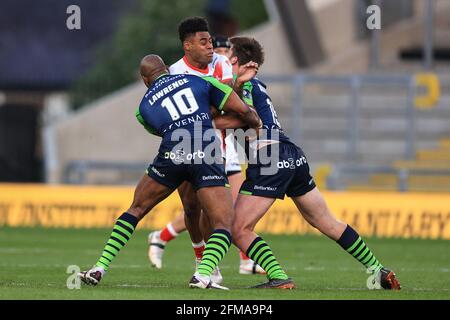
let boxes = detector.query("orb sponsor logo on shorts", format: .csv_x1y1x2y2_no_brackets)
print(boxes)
167,123,286,175
164,150,205,163
202,175,224,181
254,185,277,191
276,156,307,169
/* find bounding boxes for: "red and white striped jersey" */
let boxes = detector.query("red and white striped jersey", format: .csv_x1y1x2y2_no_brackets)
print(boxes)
169,53,233,83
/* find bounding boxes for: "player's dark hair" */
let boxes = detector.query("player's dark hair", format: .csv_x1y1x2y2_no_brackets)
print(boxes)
229,37,265,66
178,17,210,42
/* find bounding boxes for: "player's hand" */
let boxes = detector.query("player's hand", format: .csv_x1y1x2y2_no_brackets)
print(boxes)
236,61,259,84
210,106,220,118
244,107,262,142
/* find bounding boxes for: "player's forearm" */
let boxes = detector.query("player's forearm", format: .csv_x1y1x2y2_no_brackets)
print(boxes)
213,113,247,129
222,78,234,88
240,105,262,129
233,80,245,98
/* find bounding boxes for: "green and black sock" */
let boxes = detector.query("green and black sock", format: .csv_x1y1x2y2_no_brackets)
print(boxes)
197,229,232,277
95,212,138,271
246,236,289,280
337,225,383,273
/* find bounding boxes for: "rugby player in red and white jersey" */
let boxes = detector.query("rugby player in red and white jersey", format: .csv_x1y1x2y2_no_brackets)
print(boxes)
169,45,233,83
147,17,264,282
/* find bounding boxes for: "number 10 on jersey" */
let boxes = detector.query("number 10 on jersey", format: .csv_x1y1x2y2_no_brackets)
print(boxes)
161,88,200,120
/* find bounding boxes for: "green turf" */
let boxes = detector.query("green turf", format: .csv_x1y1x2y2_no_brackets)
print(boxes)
0,227,449,299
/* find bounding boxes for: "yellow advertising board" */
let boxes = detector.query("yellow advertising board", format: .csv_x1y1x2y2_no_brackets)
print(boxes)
0,184,449,239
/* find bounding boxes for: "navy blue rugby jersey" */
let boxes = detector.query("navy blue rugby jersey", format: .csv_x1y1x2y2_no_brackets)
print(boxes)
136,74,232,153
242,78,290,144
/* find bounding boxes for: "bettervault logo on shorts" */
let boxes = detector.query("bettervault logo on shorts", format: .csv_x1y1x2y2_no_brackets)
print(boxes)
151,166,165,177
202,175,224,181
254,185,277,191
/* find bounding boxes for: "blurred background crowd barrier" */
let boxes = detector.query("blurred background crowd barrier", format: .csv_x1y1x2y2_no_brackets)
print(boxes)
1,183,449,238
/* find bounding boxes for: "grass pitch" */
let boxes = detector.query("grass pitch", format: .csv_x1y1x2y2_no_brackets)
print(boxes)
0,227,449,300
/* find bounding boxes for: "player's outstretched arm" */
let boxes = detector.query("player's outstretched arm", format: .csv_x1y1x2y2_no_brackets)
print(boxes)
210,105,247,129
205,75,261,129
212,111,247,129
222,91,262,129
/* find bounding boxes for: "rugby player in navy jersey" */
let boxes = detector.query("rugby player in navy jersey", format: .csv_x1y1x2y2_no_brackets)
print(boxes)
147,17,264,280
227,37,401,290
78,54,261,290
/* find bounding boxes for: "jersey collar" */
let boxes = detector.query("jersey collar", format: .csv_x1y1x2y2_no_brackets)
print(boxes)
155,73,169,81
183,56,209,74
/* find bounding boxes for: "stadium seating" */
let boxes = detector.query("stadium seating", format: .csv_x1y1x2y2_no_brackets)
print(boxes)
347,136,450,192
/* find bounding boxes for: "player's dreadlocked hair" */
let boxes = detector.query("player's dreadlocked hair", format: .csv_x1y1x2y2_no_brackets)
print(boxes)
178,17,209,42
229,37,265,66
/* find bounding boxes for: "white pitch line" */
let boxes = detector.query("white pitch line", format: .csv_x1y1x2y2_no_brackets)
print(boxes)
0,282,170,289
323,287,450,292
0,248,50,253
0,248,101,255
114,284,170,288
303,266,325,271
0,282,26,286
410,288,450,292
0,264,149,268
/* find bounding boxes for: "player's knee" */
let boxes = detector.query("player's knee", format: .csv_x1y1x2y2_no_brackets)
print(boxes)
213,216,232,231
206,210,231,230
301,210,322,229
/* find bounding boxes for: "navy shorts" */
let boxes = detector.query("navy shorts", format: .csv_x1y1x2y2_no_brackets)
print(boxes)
240,142,316,199
147,154,229,191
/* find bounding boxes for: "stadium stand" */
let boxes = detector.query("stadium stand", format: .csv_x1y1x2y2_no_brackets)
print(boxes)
41,0,450,193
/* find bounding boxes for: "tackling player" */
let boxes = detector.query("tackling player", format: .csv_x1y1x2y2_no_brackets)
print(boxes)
147,18,264,278
212,35,266,275
78,54,261,290
228,37,401,290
